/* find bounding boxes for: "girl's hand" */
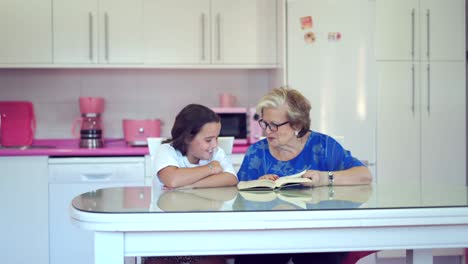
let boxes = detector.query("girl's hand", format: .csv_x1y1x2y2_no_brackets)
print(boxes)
259,174,280,181
207,161,223,175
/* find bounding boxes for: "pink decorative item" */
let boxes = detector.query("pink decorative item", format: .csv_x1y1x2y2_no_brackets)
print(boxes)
219,93,237,107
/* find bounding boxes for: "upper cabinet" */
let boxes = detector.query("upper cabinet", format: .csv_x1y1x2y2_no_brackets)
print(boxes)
143,0,277,66
375,0,465,61
1,0,277,67
53,0,143,64
0,0,52,64
143,0,211,65
210,0,277,65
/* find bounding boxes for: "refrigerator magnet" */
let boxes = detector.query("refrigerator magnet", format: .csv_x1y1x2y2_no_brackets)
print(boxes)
300,16,313,30
304,32,316,44
328,32,342,41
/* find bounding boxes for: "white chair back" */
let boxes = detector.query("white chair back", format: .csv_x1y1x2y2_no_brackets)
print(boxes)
217,136,234,155
147,137,165,177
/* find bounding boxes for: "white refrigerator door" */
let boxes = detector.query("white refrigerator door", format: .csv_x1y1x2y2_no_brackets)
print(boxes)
286,0,377,172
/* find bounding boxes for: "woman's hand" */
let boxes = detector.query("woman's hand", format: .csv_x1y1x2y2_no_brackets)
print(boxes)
301,170,326,186
259,174,280,181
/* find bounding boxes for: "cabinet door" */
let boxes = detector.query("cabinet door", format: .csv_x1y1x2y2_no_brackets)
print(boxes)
375,0,419,60
419,0,465,61
421,62,466,185
211,0,277,65
0,156,49,264
53,0,98,63
377,62,420,186
0,0,52,63
143,0,210,64
99,0,143,64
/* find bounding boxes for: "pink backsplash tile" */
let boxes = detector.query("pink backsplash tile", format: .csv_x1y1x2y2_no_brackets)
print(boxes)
0,69,272,139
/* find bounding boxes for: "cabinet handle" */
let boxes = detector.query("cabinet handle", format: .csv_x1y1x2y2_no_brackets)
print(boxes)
105,12,109,61
426,9,430,59
411,8,415,59
427,63,431,113
89,12,94,61
411,64,415,113
81,172,112,181
216,13,221,61
201,13,206,61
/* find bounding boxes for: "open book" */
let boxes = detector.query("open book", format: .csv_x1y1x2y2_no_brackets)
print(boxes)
237,170,311,191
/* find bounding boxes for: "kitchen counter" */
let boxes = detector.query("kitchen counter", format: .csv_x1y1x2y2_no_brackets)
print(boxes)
0,139,250,157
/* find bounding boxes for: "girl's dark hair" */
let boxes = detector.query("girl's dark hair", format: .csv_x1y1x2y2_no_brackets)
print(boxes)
163,104,220,155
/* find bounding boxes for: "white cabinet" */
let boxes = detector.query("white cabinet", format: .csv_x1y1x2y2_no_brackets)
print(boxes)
376,61,466,186
376,62,421,186
143,0,277,66
376,0,466,186
143,0,210,64
48,157,145,264
53,0,143,64
420,61,466,185
0,0,52,64
376,0,465,61
210,0,277,65
0,156,49,264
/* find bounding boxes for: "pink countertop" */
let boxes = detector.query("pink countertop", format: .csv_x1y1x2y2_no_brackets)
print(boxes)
0,139,249,157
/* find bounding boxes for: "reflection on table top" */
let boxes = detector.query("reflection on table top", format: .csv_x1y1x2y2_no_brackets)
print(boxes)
71,183,468,214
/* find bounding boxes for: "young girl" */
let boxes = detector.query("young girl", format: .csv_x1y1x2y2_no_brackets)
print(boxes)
145,104,238,264
155,103,237,189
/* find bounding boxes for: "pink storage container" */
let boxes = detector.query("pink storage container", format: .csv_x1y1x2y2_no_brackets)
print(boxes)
0,101,36,147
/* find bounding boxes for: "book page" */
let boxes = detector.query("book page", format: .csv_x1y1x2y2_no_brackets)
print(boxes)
237,179,276,191
281,170,307,179
274,170,311,188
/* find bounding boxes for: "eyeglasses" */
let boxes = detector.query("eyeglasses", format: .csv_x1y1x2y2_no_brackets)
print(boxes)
258,119,290,132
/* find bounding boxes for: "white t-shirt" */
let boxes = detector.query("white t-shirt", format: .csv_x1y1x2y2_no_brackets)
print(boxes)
154,143,237,187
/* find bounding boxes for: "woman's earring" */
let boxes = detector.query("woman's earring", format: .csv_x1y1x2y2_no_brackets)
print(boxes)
294,130,299,137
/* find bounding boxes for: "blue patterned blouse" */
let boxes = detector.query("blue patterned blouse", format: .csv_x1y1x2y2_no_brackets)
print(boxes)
237,131,364,181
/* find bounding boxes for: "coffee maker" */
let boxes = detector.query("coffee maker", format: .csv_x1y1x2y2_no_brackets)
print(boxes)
72,97,105,148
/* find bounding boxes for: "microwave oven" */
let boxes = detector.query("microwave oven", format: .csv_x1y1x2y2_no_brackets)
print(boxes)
212,107,263,145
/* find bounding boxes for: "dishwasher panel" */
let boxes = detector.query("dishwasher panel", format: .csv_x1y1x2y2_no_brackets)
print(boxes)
49,157,145,264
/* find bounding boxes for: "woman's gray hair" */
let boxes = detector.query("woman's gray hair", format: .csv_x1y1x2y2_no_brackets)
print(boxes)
256,87,311,138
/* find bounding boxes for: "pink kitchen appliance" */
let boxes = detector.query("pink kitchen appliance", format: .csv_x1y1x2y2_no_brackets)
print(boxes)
0,101,36,147
123,119,161,146
72,97,105,148
212,107,263,145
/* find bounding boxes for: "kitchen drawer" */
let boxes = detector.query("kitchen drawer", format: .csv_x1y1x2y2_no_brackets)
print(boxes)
48,157,145,183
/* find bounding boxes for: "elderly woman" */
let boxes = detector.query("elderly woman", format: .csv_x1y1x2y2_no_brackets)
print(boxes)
235,87,372,264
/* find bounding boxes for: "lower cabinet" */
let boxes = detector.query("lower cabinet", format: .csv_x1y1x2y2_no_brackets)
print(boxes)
0,156,49,264
48,156,146,264
376,61,466,187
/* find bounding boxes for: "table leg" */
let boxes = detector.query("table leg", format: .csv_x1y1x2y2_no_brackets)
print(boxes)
406,249,433,264
95,231,124,264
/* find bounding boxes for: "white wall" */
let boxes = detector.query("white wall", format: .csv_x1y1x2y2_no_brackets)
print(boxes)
0,69,273,139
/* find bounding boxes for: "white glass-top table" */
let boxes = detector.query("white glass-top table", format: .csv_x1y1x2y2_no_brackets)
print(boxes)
70,183,468,264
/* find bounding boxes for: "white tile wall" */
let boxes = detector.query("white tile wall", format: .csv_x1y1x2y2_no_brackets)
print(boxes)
0,69,273,139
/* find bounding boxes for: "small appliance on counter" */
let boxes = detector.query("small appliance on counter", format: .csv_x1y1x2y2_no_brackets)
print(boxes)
212,107,263,145
123,119,162,146
72,97,105,148
0,101,36,147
